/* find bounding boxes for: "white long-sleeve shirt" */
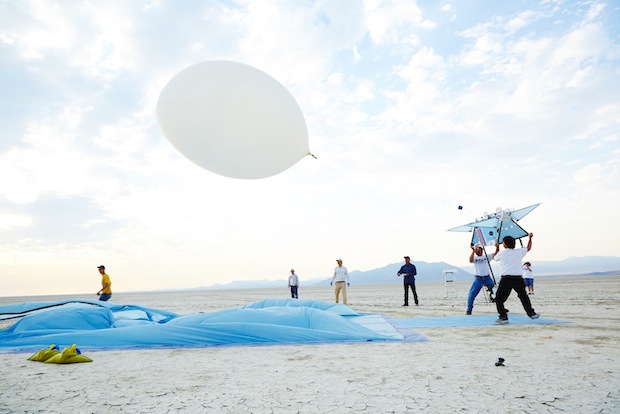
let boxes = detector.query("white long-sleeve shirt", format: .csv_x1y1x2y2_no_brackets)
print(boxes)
288,274,299,287
332,265,349,283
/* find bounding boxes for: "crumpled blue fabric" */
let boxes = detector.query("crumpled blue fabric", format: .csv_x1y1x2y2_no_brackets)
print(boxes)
0,299,408,352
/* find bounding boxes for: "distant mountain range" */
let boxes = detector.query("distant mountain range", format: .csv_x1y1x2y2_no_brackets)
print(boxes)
202,255,620,290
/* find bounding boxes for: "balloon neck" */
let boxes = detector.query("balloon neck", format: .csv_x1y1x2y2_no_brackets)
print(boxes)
308,152,317,159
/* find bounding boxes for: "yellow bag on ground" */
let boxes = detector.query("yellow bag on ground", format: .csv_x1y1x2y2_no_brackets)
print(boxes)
27,344,60,362
44,344,92,364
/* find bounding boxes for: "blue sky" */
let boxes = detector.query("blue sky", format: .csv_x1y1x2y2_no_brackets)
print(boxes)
1,0,619,296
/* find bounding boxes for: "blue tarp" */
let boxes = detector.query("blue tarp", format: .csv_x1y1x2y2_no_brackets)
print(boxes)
2,299,562,352
396,315,568,328
0,299,419,352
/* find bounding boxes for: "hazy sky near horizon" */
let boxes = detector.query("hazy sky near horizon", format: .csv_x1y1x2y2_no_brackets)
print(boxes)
1,0,619,296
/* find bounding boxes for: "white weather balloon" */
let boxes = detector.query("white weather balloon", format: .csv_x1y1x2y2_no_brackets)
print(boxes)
157,60,311,179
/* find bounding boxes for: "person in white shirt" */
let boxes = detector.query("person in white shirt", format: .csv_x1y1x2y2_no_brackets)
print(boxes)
493,233,539,324
288,269,299,299
466,244,496,315
331,259,350,305
523,262,534,295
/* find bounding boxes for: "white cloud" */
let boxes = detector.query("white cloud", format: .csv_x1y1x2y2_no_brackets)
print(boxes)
574,159,620,193
0,213,32,230
363,0,427,45
586,2,606,21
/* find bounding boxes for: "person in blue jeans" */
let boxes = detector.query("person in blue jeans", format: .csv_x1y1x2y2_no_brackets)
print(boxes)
466,243,496,315
397,256,418,306
288,269,299,299
96,265,112,302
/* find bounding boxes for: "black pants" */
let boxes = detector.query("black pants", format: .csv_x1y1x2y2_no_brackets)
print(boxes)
404,281,418,305
495,276,535,319
290,286,298,299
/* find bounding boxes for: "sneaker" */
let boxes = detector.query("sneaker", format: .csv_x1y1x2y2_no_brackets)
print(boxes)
402,304,408,306
466,311,472,315
530,313,540,319
495,318,509,324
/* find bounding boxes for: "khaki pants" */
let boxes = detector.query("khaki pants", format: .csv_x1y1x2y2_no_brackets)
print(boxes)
334,281,347,304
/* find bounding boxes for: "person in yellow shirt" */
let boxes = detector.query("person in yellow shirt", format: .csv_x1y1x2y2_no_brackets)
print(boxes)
96,265,112,301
